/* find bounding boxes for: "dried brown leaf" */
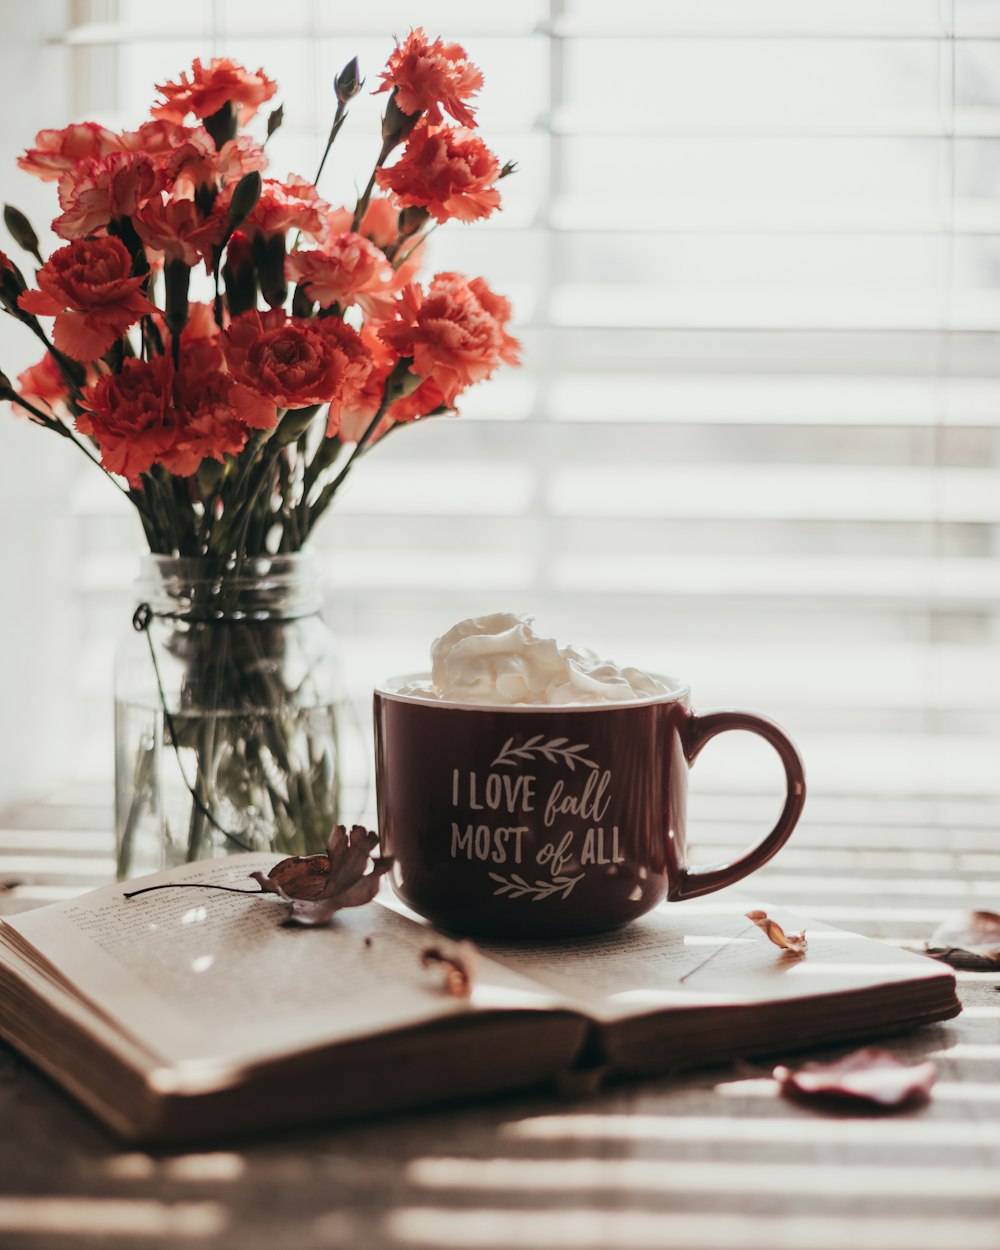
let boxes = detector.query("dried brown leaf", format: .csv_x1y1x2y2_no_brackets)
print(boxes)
420,940,479,998
925,909,1000,971
774,1046,937,1110
746,909,807,955
250,824,392,928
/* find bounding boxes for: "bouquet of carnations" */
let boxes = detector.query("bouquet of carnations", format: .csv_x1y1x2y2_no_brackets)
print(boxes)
0,30,518,553
0,33,519,873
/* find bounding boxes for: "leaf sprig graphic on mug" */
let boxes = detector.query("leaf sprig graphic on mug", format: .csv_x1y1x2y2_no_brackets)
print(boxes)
492,735,597,771
488,870,585,902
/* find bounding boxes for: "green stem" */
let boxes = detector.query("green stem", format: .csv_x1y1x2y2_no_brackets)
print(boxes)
351,137,394,233
307,390,392,529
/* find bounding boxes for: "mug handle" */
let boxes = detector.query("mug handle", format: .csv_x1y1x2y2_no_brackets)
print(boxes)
672,709,806,901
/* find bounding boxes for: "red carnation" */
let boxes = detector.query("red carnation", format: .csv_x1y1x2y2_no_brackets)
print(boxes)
215,176,327,240
76,356,177,482
53,151,162,239
221,310,350,416
14,352,71,419
376,121,500,224
287,232,397,318
378,271,520,406
18,237,155,361
313,319,376,436
376,28,483,127
134,196,226,266
153,58,277,125
336,328,399,444
327,196,401,250
160,346,256,476
18,122,120,182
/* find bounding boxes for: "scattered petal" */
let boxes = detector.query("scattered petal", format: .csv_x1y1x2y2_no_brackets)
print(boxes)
774,1047,937,1110
746,909,808,955
250,824,391,928
926,909,1000,970
420,940,479,998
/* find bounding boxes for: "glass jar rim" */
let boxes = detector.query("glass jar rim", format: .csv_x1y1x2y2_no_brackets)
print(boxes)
138,550,323,621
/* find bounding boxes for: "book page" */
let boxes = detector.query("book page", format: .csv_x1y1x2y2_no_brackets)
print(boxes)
2,855,563,1069
480,899,953,1023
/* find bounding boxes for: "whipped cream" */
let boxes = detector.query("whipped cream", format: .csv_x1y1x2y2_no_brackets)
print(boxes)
397,613,670,705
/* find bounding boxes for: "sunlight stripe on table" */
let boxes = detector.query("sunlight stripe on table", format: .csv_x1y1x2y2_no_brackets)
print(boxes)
387,1208,1000,1250
503,1113,1000,1147
405,1155,1000,1199
0,1198,226,1238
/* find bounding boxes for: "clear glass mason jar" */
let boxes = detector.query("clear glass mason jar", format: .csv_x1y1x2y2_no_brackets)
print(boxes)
114,551,345,879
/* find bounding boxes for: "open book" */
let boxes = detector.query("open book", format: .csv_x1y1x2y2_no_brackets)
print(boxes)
0,854,958,1142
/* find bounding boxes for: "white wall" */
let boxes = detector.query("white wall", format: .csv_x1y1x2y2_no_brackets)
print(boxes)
0,2,75,804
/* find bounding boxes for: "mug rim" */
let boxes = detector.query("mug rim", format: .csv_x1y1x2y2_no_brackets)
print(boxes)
374,671,690,712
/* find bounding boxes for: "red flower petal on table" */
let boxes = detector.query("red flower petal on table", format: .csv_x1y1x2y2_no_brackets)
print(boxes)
421,940,479,998
774,1047,937,1110
376,121,501,224
17,237,155,361
250,824,391,927
18,121,120,182
287,232,397,318
221,309,347,411
926,909,1000,970
153,57,277,125
53,151,163,239
746,909,808,955
378,271,520,406
375,28,484,128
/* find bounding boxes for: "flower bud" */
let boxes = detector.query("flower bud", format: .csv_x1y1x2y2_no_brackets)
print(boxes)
499,160,518,180
277,404,320,444
204,100,238,150
164,258,190,338
4,204,42,263
335,57,363,105
312,432,344,472
222,231,257,317
291,282,315,319
398,205,430,238
266,104,284,140
227,171,262,230
0,368,15,399
386,358,423,402
381,91,419,147
0,249,26,313
196,458,228,494
252,231,287,309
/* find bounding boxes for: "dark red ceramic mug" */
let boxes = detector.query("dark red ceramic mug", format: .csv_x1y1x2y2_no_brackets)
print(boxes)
374,678,805,939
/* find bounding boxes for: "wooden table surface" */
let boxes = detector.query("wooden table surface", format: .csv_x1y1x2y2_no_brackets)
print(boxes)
0,787,998,1250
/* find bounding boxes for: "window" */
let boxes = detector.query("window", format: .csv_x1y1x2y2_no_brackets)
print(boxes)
13,0,1000,813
